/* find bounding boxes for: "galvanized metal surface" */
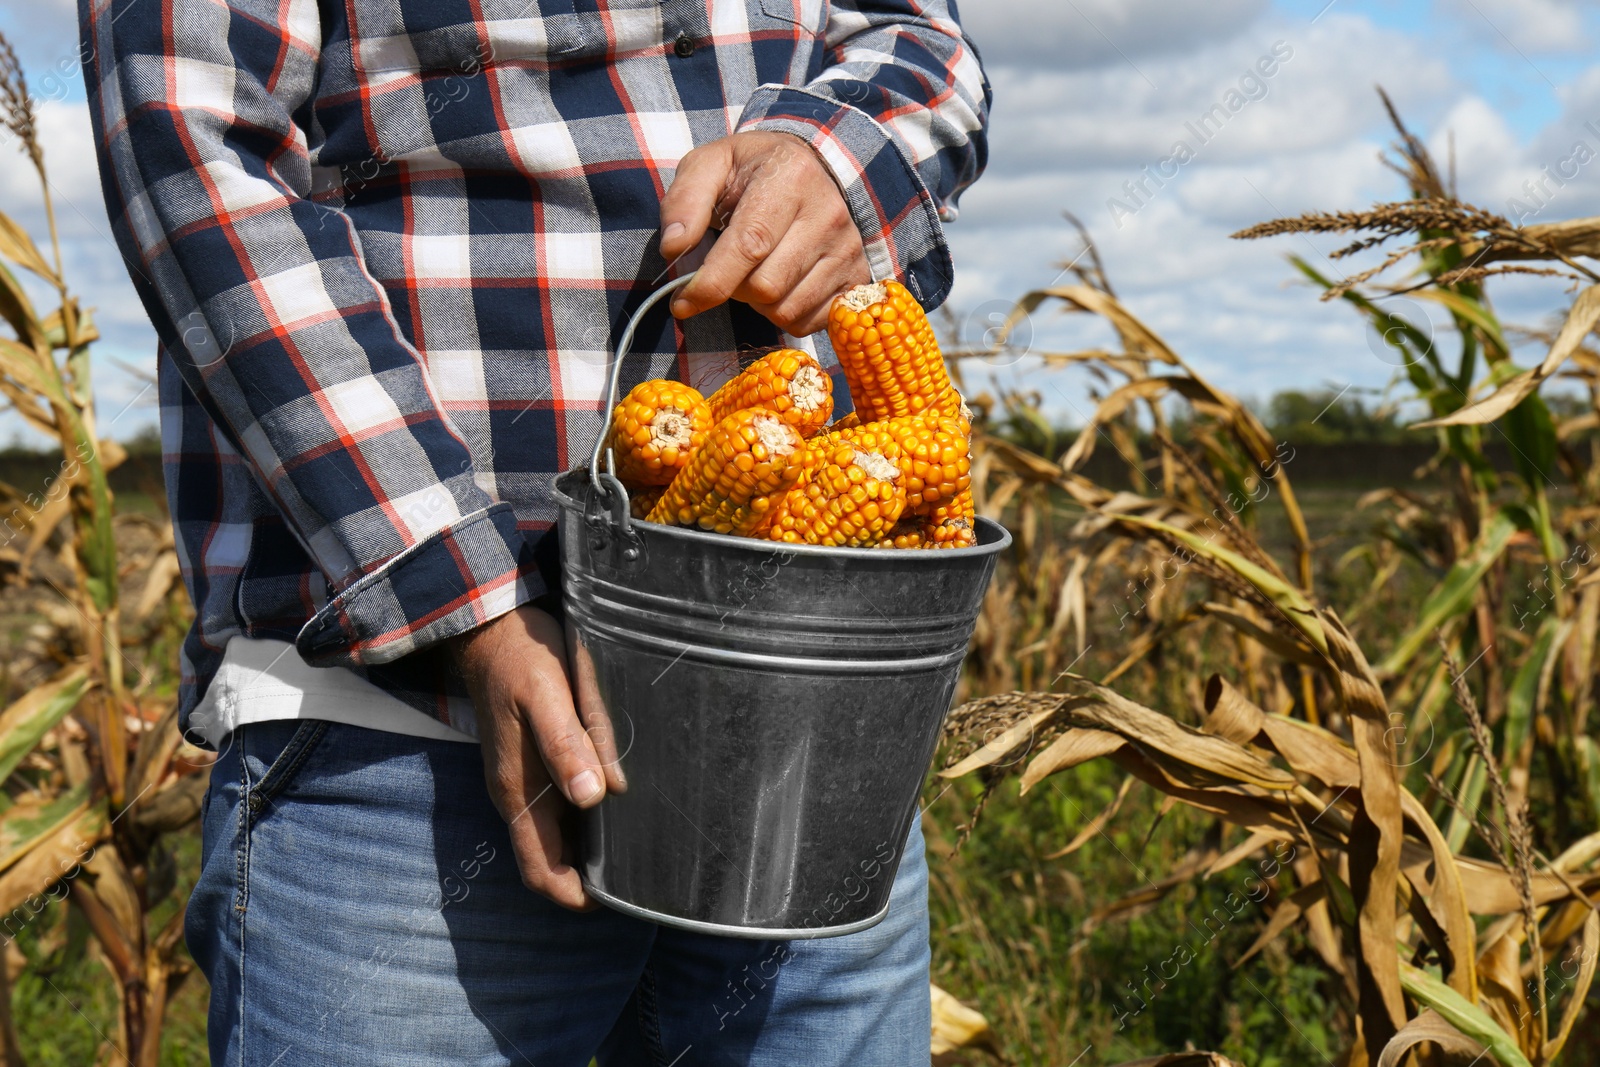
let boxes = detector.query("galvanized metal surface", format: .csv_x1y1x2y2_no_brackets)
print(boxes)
559,273,1008,938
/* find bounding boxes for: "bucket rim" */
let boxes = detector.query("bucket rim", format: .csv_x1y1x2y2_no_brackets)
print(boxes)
584,883,891,940
553,468,1013,562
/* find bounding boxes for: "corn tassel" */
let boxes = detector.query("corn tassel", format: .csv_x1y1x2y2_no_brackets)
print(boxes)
607,380,712,486
706,349,833,437
766,426,907,547
828,280,961,421
647,409,803,535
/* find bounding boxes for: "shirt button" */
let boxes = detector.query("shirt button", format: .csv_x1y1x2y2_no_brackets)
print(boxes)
673,33,696,58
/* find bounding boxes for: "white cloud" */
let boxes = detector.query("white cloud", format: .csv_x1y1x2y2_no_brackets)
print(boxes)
1438,0,1592,54
959,0,1270,72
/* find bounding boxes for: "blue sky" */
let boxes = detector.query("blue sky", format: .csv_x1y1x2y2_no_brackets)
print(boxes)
2,0,1599,440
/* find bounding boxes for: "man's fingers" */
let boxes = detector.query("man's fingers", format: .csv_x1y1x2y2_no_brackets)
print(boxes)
737,226,820,311
749,245,869,336
525,688,607,809
482,718,591,910
672,181,801,319
660,141,732,262
507,769,592,910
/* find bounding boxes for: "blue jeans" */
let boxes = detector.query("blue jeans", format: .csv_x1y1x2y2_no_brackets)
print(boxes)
186,720,931,1066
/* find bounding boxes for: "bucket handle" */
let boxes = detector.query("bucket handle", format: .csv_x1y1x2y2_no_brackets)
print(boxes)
586,272,700,531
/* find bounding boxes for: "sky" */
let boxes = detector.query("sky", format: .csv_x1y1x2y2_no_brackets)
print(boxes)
1,0,1599,442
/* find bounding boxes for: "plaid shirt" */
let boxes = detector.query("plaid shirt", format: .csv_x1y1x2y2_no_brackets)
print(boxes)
82,0,989,734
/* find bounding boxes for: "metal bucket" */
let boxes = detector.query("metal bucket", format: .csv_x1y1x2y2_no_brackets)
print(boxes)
556,275,1009,939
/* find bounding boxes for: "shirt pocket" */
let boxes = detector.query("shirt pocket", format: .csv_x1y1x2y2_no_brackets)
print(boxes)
758,0,827,32
345,0,625,75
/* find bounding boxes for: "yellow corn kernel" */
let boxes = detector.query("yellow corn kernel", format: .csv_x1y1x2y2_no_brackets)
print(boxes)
919,515,978,549
925,486,975,527
828,281,961,422
765,426,907,547
706,348,833,438
875,414,972,516
829,411,861,432
875,517,926,549
607,380,712,486
628,485,665,521
647,409,804,535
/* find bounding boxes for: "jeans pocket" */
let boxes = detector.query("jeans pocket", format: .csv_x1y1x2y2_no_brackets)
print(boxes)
242,720,331,820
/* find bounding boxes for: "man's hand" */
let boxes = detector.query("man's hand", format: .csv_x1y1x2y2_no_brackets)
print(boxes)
450,605,618,910
660,131,871,336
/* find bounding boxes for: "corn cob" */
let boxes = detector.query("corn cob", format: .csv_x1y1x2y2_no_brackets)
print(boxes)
919,515,978,549
706,349,833,437
925,486,975,527
766,426,907,547
828,281,961,421
875,513,978,549
829,411,861,432
647,409,803,535
875,518,926,549
876,414,972,515
607,380,712,486
628,485,665,521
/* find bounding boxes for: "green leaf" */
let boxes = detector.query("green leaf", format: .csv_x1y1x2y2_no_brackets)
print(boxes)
0,782,91,874
1501,615,1559,769
1579,737,1600,833
0,667,89,789
1413,288,1511,362
1377,508,1519,676
1398,959,1533,1067
1107,511,1327,654
1501,390,1558,489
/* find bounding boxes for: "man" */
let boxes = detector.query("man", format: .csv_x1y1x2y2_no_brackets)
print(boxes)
83,0,988,1061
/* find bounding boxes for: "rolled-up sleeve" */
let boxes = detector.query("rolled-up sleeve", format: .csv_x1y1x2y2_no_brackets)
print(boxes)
737,0,991,310
82,0,538,668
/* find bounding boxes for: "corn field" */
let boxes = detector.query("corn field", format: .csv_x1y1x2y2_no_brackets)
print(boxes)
6,18,1600,1063
932,97,1600,1066
0,33,206,1067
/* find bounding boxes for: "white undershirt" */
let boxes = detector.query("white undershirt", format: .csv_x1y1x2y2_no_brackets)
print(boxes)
187,636,478,749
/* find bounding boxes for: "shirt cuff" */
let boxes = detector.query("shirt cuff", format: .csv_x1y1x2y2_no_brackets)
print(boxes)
295,502,539,667
737,84,956,311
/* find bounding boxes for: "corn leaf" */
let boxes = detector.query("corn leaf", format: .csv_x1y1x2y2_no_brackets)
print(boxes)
1417,285,1600,428
1544,910,1600,1063
1376,1010,1490,1067
0,783,91,874
0,260,43,351
1397,959,1532,1067
0,667,88,789
1377,508,1519,676
930,984,993,1058
1065,678,1296,790
1502,615,1560,769
1107,512,1327,654
0,802,105,917
1019,728,1124,793
0,213,54,281
939,704,1065,779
